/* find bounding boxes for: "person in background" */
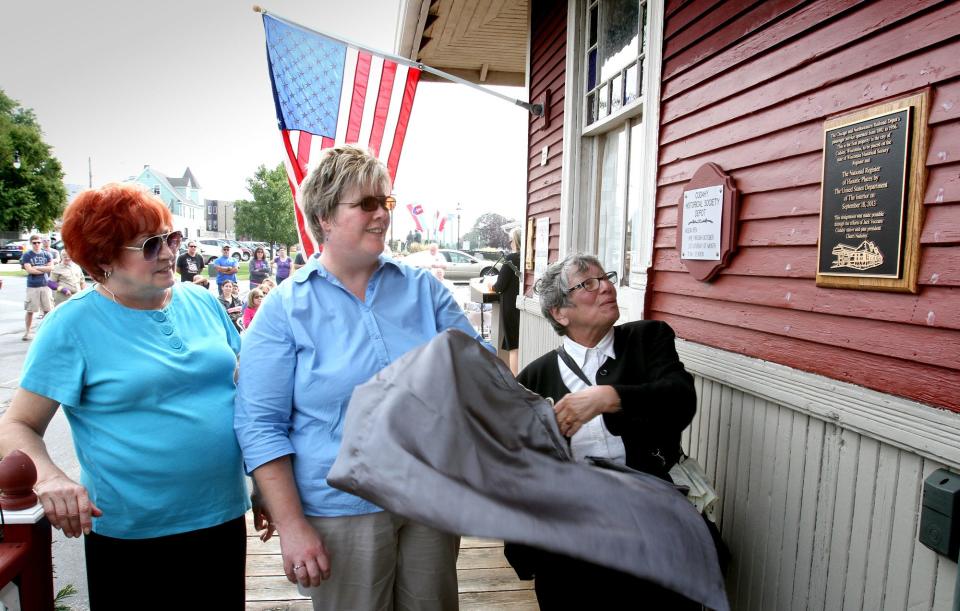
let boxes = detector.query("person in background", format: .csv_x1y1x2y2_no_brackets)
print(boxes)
0,183,255,609
290,246,306,274
176,240,205,282
214,245,239,294
192,275,211,290
505,253,698,610
20,234,54,341
258,276,276,297
488,228,522,374
48,250,87,307
243,288,264,329
218,279,244,333
425,242,447,270
248,247,272,290
236,144,489,610
274,247,292,284
42,237,60,263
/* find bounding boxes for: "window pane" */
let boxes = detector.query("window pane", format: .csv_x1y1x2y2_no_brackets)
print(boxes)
597,127,628,278
587,48,597,92
599,0,640,83
598,82,609,118
626,118,645,286
611,74,623,114
589,4,598,47
587,92,596,125
625,62,638,105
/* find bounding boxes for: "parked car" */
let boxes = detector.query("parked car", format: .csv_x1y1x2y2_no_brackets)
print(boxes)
225,239,250,261
197,239,241,264
401,249,499,282
0,240,29,264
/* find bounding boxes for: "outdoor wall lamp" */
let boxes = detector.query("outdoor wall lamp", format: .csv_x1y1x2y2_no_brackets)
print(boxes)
12,150,21,170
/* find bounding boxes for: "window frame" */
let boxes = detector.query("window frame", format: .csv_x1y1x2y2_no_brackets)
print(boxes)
560,0,665,321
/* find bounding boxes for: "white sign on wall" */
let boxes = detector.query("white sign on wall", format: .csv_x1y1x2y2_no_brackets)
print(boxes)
534,216,550,281
681,184,723,261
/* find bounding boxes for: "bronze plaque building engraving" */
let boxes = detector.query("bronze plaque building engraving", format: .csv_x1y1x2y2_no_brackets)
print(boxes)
816,92,929,293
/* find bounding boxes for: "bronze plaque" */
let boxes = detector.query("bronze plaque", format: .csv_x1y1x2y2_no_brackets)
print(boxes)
816,92,929,293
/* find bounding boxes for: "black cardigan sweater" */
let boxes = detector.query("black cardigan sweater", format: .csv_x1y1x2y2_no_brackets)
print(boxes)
516,320,696,476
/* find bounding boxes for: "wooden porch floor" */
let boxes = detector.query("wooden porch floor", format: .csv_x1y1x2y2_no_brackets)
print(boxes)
244,513,539,610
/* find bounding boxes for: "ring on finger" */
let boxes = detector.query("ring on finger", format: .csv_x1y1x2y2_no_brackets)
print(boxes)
293,564,303,571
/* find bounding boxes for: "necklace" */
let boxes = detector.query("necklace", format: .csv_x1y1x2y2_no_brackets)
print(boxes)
99,283,171,310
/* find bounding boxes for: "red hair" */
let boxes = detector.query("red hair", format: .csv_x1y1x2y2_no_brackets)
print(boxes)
62,183,173,282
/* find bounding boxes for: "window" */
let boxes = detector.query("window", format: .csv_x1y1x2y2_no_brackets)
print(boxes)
584,0,646,126
570,0,661,299
153,185,161,195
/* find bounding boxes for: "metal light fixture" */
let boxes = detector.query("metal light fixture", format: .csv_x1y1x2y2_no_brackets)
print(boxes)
12,150,21,170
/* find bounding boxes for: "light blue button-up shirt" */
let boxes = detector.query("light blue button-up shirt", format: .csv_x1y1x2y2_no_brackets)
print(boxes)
235,254,491,517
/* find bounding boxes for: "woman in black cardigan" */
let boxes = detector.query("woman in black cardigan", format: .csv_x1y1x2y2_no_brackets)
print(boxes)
507,252,700,610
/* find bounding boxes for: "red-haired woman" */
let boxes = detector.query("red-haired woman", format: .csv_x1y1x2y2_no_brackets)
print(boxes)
0,183,259,608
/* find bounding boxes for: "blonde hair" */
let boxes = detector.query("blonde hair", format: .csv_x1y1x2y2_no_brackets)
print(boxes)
247,288,264,306
299,144,391,244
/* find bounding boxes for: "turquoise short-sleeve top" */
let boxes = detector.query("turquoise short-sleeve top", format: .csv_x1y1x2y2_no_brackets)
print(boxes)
19,283,249,539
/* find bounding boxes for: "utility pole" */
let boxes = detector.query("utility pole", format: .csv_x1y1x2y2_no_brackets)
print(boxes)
88,157,93,187
456,202,462,250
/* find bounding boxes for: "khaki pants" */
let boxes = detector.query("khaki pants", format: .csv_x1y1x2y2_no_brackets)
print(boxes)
300,511,460,611
24,286,52,312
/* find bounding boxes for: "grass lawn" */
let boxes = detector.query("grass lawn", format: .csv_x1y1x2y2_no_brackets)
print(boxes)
0,270,26,277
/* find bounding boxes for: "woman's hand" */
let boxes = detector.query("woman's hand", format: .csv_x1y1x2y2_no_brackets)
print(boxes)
251,491,276,542
279,517,332,587
35,474,102,538
554,385,621,437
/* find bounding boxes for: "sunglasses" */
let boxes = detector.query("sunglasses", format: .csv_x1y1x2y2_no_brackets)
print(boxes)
122,231,183,261
31,241,41,244
338,195,397,213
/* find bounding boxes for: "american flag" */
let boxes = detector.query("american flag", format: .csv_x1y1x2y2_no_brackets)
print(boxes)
262,14,421,256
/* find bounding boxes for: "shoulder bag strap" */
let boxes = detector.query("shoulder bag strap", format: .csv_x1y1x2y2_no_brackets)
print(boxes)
556,346,593,387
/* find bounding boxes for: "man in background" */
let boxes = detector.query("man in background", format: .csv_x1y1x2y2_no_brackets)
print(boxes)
177,241,205,282
213,244,239,295
20,234,54,340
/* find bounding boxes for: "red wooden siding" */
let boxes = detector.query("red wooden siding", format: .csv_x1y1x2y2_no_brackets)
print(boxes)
525,0,566,295
651,0,960,411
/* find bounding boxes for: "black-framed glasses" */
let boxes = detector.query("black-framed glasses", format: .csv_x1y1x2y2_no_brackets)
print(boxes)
122,231,183,261
567,270,618,293
338,195,397,213
31,241,41,245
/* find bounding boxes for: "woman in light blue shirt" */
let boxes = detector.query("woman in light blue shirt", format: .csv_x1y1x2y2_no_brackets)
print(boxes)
236,145,487,610
0,184,253,609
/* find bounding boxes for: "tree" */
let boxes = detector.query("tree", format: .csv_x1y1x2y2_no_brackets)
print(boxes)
0,89,68,232
462,212,515,250
234,163,299,249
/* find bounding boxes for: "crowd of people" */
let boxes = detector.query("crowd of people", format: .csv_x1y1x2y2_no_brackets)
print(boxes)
0,144,714,610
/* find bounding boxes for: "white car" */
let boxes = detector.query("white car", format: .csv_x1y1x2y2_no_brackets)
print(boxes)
198,239,242,264
402,249,499,282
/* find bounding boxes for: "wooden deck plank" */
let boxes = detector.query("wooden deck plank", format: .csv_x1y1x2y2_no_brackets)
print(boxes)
243,512,536,608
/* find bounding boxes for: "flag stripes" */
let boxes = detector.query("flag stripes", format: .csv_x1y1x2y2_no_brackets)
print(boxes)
262,14,420,256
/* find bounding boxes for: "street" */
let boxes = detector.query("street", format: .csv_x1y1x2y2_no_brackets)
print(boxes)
0,265,89,610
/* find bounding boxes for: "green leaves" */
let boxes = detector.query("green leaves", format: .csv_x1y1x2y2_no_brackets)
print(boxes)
234,163,299,248
0,88,67,232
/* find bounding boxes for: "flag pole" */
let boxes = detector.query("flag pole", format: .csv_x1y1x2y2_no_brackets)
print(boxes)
252,5,544,117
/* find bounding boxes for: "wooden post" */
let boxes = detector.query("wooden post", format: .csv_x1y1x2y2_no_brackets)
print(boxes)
0,451,55,611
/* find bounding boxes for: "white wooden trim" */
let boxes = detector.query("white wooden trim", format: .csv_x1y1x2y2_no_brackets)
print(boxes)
676,339,960,468
0,504,44,524
559,0,584,259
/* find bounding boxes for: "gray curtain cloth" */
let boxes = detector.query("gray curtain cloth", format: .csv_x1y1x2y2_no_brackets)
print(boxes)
327,330,728,610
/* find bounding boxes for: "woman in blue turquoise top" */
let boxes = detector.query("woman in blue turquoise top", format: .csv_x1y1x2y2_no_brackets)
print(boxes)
0,184,257,609
235,145,490,610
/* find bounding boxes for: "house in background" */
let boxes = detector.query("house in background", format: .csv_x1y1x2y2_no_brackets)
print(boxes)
396,0,960,609
128,165,205,239
205,198,237,239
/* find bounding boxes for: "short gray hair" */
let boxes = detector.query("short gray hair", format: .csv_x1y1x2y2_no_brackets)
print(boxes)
534,253,604,336
298,144,391,244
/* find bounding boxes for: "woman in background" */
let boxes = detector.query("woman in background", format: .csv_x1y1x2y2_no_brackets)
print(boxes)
249,247,272,290
243,288,264,329
274,247,292,284
489,227,522,374
218,279,244,333
48,249,87,307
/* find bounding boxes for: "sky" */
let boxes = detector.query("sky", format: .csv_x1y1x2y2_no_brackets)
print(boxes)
0,0,530,240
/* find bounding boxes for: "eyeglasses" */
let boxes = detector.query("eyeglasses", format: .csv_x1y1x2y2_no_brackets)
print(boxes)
122,231,183,261
31,241,41,245
567,271,618,293
187,244,197,248
338,195,396,213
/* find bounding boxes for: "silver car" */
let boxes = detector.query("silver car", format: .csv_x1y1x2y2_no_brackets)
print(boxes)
402,249,499,282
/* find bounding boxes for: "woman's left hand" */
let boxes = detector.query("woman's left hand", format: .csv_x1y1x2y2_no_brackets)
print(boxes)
251,491,276,542
554,385,620,437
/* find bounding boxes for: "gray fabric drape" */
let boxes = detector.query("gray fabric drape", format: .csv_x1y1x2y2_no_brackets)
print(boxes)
327,329,728,610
